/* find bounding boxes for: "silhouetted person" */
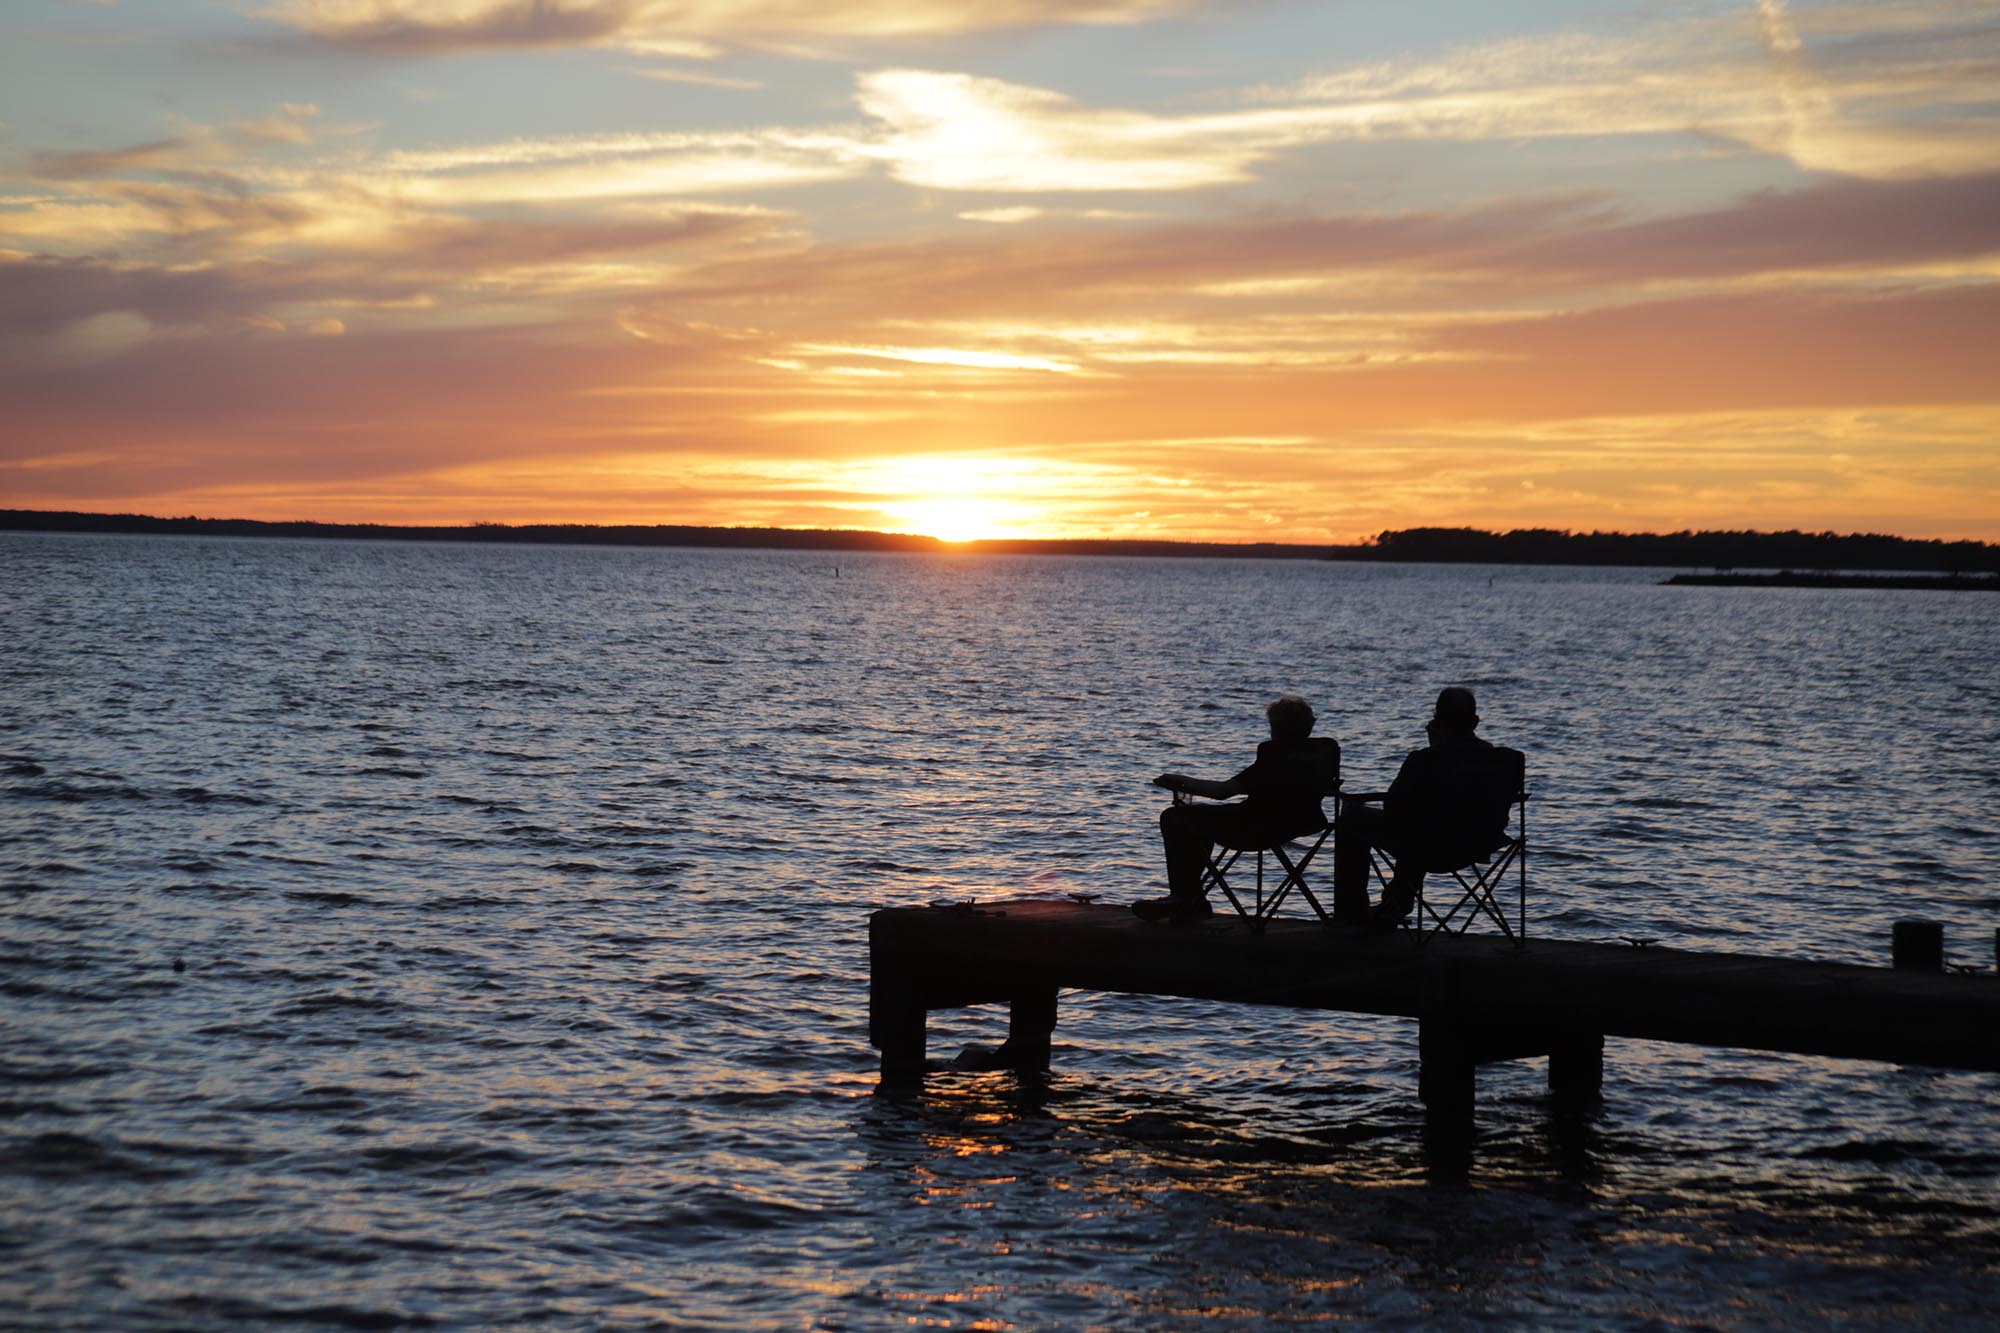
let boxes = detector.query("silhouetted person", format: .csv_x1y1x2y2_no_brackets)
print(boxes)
1335,686,1514,929
1136,695,1340,923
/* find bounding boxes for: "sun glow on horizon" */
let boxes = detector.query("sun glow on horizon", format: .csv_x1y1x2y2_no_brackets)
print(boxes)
887,495,1029,543
843,450,1174,541
856,453,1055,541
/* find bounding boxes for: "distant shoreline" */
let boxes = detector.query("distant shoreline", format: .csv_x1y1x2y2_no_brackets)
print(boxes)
0,508,1333,561
4,509,1995,574
1662,572,2000,591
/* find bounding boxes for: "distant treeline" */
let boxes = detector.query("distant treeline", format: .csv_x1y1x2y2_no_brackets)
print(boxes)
0,509,1324,560
1,509,946,552
5,510,1994,571
1361,527,2000,573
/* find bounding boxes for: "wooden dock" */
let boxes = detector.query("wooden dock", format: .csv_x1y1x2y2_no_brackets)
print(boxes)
869,899,2000,1122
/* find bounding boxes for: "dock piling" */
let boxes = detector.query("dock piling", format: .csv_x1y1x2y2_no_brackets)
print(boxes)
1548,1031,1605,1100
999,987,1058,1071
869,974,928,1081
1894,919,1944,971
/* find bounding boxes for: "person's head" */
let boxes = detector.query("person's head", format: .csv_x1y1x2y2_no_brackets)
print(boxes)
1431,686,1479,736
1266,694,1316,740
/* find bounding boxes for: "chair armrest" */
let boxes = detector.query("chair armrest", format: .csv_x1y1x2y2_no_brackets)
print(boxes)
1341,790,1388,803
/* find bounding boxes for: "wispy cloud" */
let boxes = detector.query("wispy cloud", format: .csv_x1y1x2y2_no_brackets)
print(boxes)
847,11,2000,197
32,140,187,178
622,64,762,89
857,69,1336,192
260,0,1191,55
791,341,1088,374
31,105,330,178
956,205,1151,224
255,0,635,54
1250,3,2000,177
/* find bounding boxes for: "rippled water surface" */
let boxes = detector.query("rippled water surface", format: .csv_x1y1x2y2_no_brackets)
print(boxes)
3,533,1997,1329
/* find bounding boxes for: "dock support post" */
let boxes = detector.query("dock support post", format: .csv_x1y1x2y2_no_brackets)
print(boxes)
1418,1017,1476,1127
1418,956,1475,1130
870,975,928,1082
998,986,1059,1072
1548,1031,1604,1101
1893,920,1943,971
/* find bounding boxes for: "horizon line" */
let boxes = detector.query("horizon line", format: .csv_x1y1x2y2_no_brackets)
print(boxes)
7,506,1992,552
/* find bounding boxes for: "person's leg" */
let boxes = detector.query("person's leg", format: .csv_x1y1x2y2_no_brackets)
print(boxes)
1332,804,1384,923
1158,803,1211,901
1136,804,1219,921
1375,858,1425,925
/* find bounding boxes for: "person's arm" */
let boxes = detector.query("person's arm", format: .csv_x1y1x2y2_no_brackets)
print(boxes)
1154,772,1247,800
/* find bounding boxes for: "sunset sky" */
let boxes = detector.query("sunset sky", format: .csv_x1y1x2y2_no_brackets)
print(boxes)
3,1,1997,543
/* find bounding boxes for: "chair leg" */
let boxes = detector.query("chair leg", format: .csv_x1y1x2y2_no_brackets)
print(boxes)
1206,831,1335,926
1268,843,1332,924
1204,848,1251,918
1418,845,1525,942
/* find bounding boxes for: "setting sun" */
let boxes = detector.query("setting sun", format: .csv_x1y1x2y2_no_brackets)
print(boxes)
888,495,1024,543
854,453,1086,541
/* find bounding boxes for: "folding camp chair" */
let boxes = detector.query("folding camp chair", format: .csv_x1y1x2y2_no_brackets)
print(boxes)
1176,745,1342,928
1348,746,1529,943
1196,802,1337,927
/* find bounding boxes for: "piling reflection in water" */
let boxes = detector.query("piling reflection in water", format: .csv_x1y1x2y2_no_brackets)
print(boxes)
861,1058,1993,1325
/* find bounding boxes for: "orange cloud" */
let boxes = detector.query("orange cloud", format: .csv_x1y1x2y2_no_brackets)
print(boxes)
261,0,1191,54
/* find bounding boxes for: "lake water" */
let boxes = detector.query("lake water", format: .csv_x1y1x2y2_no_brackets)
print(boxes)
3,532,1997,1329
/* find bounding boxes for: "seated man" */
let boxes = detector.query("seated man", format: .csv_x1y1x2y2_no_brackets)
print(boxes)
1335,686,1515,929
1135,695,1340,923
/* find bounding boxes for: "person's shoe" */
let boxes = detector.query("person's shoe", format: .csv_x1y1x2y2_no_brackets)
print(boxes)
1132,896,1212,923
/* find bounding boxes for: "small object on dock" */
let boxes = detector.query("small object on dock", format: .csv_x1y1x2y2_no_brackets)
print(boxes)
1066,892,1099,905
1619,936,1656,949
1893,919,1944,972
930,900,1004,917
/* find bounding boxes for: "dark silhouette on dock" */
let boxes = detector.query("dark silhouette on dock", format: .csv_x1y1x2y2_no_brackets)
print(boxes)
1336,687,1522,931
1141,695,1340,924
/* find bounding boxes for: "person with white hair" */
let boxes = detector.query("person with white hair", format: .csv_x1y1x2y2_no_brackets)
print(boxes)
1135,695,1341,924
